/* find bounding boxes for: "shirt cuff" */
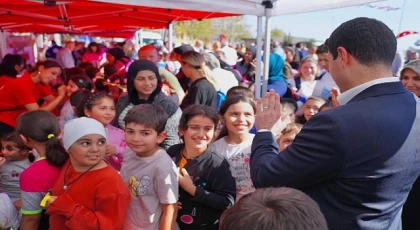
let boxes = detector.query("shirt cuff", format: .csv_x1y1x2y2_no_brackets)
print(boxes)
20,208,43,215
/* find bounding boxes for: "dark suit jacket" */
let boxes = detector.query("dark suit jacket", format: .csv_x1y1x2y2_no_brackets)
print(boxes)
251,82,420,230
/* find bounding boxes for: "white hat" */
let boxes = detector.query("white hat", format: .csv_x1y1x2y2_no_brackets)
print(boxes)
63,117,107,151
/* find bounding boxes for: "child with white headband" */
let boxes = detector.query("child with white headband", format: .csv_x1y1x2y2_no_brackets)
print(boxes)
45,117,130,230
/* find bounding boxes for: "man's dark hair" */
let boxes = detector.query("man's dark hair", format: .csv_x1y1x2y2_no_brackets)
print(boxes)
220,187,328,230
316,44,329,55
124,104,168,133
325,17,396,67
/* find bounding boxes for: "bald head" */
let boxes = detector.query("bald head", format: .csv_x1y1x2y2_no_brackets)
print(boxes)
138,45,160,65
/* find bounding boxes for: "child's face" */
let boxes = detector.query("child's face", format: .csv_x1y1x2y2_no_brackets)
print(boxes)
125,123,166,157
1,141,28,161
303,99,324,121
85,97,116,126
68,134,106,167
221,102,255,136
179,115,215,152
317,53,329,71
66,80,79,96
300,61,317,79
277,132,297,152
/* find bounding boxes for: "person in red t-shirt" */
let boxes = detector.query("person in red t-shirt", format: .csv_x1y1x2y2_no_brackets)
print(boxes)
0,59,67,138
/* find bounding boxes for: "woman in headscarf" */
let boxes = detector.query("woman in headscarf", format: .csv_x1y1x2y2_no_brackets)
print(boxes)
400,59,420,97
106,48,131,74
113,60,181,150
267,53,288,97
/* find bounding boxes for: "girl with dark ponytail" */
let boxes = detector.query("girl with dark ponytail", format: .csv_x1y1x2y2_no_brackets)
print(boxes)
15,110,68,230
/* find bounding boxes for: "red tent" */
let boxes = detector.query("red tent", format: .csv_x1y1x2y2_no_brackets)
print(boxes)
0,0,237,35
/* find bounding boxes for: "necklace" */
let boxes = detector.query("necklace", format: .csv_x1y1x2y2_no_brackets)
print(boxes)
63,161,102,190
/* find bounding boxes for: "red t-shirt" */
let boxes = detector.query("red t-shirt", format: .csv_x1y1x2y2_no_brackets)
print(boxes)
35,82,52,99
0,73,38,127
0,75,13,87
0,72,52,127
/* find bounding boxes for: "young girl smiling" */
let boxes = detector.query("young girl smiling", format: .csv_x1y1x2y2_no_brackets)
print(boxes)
46,117,130,229
167,104,236,230
80,92,126,171
212,95,256,200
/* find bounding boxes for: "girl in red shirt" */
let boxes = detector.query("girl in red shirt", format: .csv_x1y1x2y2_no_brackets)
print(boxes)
46,117,130,230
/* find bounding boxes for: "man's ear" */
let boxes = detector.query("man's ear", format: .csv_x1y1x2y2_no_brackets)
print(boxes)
157,131,167,144
336,47,350,67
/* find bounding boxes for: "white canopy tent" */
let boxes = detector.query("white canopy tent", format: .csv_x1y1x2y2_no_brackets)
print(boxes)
94,0,384,97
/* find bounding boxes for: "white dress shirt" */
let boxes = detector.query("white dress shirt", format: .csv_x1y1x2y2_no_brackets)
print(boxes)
337,77,400,105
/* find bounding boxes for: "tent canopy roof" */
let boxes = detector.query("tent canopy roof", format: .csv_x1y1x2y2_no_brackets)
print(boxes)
0,0,384,36
0,0,236,35
95,0,384,17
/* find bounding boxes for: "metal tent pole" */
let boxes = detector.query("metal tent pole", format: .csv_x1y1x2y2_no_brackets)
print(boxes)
255,16,263,99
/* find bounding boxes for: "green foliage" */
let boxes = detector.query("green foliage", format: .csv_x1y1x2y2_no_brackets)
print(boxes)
270,28,285,38
174,16,251,42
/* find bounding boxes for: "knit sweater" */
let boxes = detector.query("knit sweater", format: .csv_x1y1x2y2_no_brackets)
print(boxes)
113,92,181,150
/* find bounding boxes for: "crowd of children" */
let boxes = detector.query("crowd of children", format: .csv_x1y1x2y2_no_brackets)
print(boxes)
1,33,419,230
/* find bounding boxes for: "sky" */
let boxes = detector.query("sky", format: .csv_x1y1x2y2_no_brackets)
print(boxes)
244,0,418,51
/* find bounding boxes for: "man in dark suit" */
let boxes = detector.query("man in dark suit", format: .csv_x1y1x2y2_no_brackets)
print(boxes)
250,17,420,230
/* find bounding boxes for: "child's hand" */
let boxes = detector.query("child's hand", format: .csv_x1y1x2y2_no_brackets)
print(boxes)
46,196,57,209
105,145,117,157
57,85,67,97
177,202,182,210
0,156,6,167
178,168,196,196
330,88,340,107
13,199,22,210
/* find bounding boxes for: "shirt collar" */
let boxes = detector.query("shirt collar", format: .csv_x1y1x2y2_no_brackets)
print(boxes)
337,77,400,105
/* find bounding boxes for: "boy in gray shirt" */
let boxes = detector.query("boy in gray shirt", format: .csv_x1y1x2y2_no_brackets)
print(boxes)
120,104,178,230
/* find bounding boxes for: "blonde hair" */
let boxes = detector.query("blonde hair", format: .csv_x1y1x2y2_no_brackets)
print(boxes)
299,56,320,77
181,51,220,90
280,123,303,136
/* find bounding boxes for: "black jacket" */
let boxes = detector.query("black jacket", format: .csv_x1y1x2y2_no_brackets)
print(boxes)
167,144,236,230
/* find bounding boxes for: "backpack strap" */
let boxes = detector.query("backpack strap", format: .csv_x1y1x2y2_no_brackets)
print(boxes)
294,76,301,90
315,71,327,80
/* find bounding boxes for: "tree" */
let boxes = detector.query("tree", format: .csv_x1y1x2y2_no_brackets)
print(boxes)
270,28,285,39
174,16,251,42
211,16,252,40
174,20,212,41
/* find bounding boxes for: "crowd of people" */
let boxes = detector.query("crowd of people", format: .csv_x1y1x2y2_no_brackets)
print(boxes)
0,16,419,230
